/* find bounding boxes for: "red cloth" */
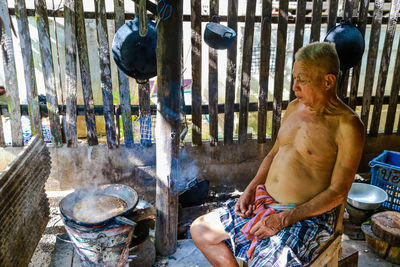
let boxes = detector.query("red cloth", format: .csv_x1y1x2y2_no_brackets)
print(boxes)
240,185,281,259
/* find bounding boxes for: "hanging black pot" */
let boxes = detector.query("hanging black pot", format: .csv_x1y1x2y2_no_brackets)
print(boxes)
204,16,236,50
112,15,157,82
324,20,365,71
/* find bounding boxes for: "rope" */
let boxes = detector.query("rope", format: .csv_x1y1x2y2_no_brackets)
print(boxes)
139,0,148,37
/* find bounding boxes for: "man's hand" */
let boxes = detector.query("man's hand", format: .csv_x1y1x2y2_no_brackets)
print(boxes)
249,213,286,239
234,189,255,218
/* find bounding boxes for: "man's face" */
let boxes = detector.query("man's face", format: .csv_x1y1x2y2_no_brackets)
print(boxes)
292,60,325,107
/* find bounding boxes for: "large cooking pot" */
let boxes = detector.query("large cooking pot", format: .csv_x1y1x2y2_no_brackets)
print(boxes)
204,16,236,50
60,184,139,227
112,16,157,81
324,20,365,71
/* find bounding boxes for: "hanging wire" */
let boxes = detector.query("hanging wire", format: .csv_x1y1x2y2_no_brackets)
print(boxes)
155,0,172,29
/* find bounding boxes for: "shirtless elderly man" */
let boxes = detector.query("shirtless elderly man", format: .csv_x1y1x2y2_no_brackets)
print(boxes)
190,42,365,266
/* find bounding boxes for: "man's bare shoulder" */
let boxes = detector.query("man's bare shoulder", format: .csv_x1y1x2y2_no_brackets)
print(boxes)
336,103,365,143
286,99,300,113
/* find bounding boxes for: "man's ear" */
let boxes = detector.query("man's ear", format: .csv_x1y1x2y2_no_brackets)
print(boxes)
325,74,336,90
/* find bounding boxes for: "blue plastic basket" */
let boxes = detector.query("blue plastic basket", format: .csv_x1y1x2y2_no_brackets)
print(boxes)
370,150,400,211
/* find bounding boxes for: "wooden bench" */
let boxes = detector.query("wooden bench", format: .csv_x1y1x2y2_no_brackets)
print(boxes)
309,203,345,267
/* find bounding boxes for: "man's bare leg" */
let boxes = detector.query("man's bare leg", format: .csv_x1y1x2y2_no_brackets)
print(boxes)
190,211,239,267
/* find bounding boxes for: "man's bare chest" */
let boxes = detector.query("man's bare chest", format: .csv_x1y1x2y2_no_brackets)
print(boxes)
278,115,338,160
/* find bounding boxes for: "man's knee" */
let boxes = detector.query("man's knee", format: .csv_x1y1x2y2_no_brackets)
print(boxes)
190,212,229,245
190,215,209,244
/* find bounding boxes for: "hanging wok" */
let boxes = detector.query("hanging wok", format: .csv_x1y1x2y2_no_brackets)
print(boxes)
112,16,157,81
324,20,365,71
204,15,236,50
60,184,139,227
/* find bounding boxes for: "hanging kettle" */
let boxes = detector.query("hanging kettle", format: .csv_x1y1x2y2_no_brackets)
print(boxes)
324,20,365,71
204,16,236,50
112,15,157,82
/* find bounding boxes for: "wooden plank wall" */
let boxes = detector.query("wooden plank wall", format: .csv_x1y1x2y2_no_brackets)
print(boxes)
0,136,51,266
2,0,400,148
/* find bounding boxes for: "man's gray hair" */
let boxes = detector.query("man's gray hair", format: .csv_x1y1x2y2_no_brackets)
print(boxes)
295,42,340,77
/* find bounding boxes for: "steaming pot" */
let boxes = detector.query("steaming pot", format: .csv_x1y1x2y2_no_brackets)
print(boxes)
59,184,139,227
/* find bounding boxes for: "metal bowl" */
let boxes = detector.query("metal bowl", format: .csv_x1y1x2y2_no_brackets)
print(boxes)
347,183,388,210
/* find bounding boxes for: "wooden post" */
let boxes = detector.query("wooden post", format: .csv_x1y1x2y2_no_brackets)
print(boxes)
0,109,4,147
223,0,238,144
34,0,62,146
385,40,400,134
337,0,357,101
64,0,78,147
348,0,369,110
310,0,323,42
191,0,202,146
75,0,98,146
0,1,23,146
208,0,219,146
155,0,183,256
138,82,151,146
257,0,272,143
360,0,383,132
238,0,256,144
289,0,306,102
272,0,289,141
95,0,117,148
327,0,339,33
114,0,134,148
15,0,42,140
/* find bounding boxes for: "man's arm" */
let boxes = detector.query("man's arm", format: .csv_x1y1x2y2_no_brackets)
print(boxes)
251,114,365,238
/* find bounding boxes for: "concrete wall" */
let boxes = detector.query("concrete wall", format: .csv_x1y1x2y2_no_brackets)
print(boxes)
1,134,399,204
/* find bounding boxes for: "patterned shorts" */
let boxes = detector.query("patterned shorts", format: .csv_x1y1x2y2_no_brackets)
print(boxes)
215,199,336,267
